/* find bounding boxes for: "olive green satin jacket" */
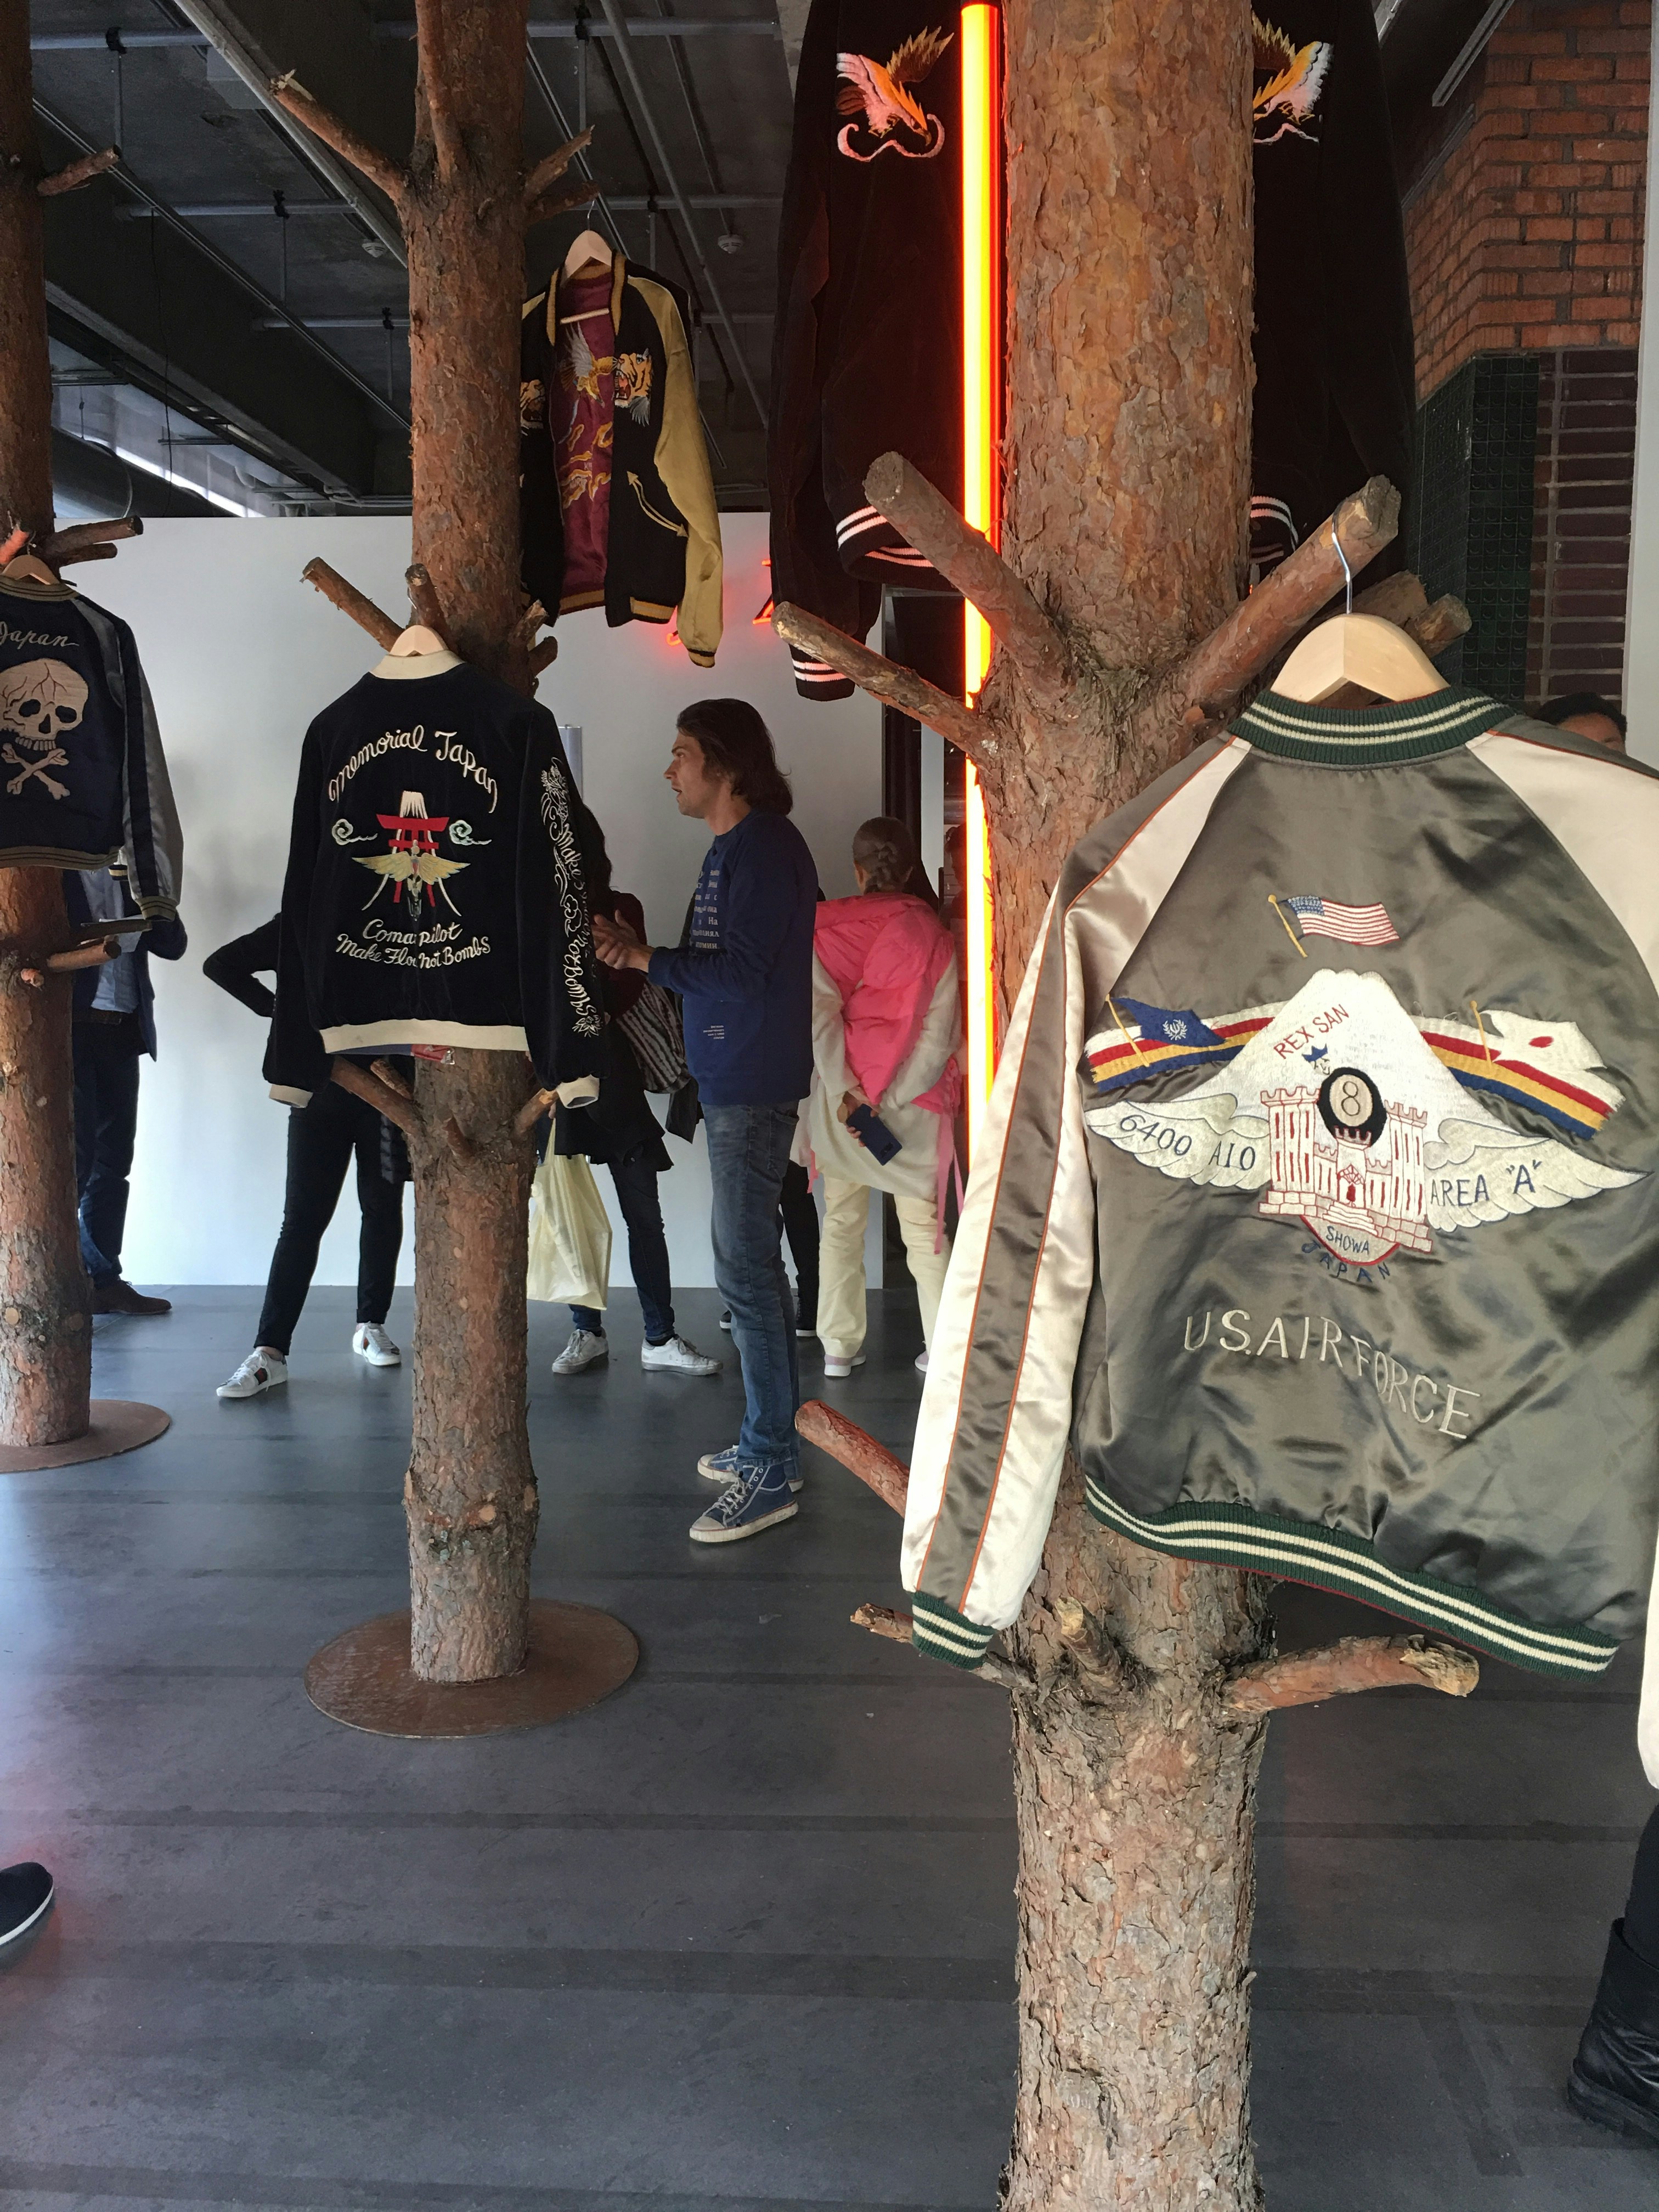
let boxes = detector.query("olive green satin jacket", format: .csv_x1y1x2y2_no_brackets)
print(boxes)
901,687,1659,1787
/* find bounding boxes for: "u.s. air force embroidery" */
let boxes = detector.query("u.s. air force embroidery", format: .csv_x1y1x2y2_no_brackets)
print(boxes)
1081,968,1639,1268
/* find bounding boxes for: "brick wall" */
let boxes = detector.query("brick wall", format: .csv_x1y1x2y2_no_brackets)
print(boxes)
1404,1,1650,404
1526,346,1639,699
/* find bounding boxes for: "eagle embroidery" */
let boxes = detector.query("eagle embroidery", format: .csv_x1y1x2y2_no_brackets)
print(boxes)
1252,15,1332,145
836,27,952,161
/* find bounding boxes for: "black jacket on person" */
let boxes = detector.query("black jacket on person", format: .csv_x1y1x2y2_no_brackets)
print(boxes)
1249,0,1415,572
63,870,187,1060
263,661,606,1103
768,0,963,700
520,258,723,668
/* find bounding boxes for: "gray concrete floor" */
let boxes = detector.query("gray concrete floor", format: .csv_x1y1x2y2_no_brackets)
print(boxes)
0,1284,1653,2210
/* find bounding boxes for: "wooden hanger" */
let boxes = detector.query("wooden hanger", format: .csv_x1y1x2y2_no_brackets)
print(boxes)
1274,612,1447,704
562,227,613,281
0,552,62,588
387,624,449,657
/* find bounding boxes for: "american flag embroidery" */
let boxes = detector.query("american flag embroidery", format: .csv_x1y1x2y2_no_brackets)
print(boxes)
1285,895,1399,946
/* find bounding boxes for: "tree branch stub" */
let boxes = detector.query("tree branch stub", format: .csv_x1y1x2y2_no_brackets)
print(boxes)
37,145,120,197
528,635,559,675
405,561,450,640
269,73,410,216
1224,1633,1479,1714
302,558,402,650
527,177,602,230
415,0,469,188
514,1086,556,1136
850,1602,1035,1692
796,1397,910,1514
771,602,986,762
1163,475,1401,725
38,517,140,561
330,1054,424,1140
863,450,1073,713
524,128,594,205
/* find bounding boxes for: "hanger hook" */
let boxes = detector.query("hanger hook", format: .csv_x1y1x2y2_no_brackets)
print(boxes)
1334,523,1353,616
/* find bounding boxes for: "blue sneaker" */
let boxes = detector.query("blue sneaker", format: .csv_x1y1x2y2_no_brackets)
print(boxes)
689,1464,800,1544
698,1442,803,1493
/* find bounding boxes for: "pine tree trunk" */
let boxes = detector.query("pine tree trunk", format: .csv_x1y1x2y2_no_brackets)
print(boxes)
396,0,539,1681
985,1,1272,2201
0,12,94,1450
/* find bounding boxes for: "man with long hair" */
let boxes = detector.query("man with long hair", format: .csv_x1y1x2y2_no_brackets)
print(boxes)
594,701,817,1541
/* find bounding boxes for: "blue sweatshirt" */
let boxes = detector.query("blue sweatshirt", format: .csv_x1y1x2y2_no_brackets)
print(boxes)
649,809,817,1107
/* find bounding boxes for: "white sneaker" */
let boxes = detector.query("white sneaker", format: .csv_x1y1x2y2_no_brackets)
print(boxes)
217,1348,289,1400
822,1352,866,1380
641,1334,721,1376
551,1328,608,1375
353,1323,401,1367
915,1351,929,1374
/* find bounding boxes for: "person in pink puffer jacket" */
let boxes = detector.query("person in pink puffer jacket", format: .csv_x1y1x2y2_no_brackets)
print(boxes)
802,817,962,1378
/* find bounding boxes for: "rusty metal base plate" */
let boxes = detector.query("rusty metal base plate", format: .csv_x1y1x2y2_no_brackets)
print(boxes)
0,1399,171,1474
304,1600,640,1737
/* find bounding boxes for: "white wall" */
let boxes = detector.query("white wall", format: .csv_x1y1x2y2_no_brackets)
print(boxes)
84,514,881,1289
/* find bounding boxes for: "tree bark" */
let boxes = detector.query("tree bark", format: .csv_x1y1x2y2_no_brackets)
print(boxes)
0,871,92,1446
0,13,93,1449
996,2,1271,2201
404,1049,539,1680
393,0,539,1678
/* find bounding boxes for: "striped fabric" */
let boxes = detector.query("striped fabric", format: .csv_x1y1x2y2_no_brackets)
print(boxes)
1084,1481,1619,1679
1285,894,1398,945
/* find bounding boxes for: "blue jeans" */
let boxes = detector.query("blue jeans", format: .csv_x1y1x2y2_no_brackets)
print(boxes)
703,1103,800,1475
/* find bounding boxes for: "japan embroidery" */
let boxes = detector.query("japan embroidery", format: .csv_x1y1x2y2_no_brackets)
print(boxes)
1081,968,1640,1269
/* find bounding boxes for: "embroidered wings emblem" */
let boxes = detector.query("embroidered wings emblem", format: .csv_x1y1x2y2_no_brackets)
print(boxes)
836,28,953,161
1083,970,1640,1269
354,790,469,924
1252,14,1333,145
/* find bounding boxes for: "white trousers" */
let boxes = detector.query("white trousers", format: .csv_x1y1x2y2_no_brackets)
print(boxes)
817,1177,952,1361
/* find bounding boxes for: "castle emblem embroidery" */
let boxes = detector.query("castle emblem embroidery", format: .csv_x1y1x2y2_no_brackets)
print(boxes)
1083,969,1639,1267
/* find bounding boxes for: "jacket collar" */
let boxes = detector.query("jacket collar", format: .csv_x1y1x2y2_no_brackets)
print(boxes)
1232,685,1507,767
544,253,628,346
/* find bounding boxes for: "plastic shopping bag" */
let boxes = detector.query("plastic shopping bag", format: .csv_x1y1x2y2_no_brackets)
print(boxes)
526,1149,612,1307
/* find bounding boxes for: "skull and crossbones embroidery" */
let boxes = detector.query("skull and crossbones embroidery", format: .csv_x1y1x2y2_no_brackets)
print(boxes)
0,659,87,801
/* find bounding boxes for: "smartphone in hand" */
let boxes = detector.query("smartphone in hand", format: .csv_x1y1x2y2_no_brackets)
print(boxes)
847,1103,902,1165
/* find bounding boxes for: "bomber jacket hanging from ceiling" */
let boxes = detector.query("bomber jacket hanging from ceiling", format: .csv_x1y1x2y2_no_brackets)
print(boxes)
0,568,182,913
1248,0,1415,574
263,652,606,1104
520,256,723,668
899,690,1659,1788
768,0,964,701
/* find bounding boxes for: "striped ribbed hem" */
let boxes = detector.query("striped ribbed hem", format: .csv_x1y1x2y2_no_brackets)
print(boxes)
789,646,854,702
1234,686,1507,766
1085,1482,1620,1679
910,1592,995,1672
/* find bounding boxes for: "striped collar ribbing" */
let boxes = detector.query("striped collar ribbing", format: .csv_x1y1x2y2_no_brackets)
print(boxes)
1233,685,1506,766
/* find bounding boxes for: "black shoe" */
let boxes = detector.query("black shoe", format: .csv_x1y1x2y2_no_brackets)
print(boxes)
719,1310,732,1331
1568,1921,1659,2143
0,1862,54,1948
92,1279,172,1317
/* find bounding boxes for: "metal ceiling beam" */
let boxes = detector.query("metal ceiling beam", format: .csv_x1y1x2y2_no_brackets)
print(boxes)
257,310,774,330
32,30,207,49
597,0,767,425
377,16,782,35
35,113,407,498
160,0,407,263
151,194,780,220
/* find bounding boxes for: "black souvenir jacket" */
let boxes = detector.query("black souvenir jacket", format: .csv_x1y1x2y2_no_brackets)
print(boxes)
901,690,1659,1788
768,0,963,699
1249,0,1415,571
0,568,182,912
520,258,723,667
264,658,605,1102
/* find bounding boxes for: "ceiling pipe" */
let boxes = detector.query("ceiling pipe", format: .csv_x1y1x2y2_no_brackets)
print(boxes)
35,98,410,435
124,194,780,221
159,0,406,264
375,16,783,35
595,0,767,427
